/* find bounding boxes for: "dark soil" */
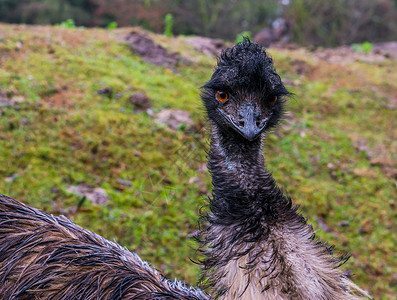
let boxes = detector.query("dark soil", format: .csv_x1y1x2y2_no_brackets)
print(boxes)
125,31,179,67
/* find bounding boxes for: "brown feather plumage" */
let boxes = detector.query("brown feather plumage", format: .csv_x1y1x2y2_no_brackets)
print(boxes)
0,194,210,300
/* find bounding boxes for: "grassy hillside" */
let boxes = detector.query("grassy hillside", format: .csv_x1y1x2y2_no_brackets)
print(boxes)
0,24,395,298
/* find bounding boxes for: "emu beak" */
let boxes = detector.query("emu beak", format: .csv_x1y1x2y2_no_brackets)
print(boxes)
218,103,267,141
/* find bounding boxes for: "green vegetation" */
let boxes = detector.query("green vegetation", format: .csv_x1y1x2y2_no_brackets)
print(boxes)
0,24,395,299
235,31,252,44
106,21,118,30
164,13,174,37
56,19,84,29
352,41,374,54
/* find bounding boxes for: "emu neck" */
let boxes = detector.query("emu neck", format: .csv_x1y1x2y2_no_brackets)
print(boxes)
208,126,282,221
210,128,265,191
203,126,368,300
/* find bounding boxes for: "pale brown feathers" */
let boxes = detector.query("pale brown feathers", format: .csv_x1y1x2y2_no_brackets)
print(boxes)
0,194,210,299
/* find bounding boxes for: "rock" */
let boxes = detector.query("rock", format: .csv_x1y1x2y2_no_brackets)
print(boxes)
15,40,23,51
282,79,301,86
383,104,396,110
51,186,60,193
116,179,132,187
254,18,291,47
188,176,207,193
129,92,151,112
155,109,193,130
313,45,387,65
197,163,207,173
327,163,336,170
373,42,397,59
316,217,332,233
353,139,372,159
291,59,311,75
115,92,123,99
0,90,24,107
339,221,350,227
133,150,142,157
369,157,393,167
97,87,113,98
184,36,225,57
5,173,19,182
67,185,109,205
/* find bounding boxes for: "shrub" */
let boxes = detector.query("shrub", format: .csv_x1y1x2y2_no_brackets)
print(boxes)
352,41,373,53
164,13,174,37
235,31,252,44
106,21,118,29
58,19,77,29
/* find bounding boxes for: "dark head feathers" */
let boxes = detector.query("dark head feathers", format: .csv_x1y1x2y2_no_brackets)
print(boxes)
201,38,291,139
205,38,289,96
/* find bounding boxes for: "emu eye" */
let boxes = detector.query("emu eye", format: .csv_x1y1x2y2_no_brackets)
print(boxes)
216,91,228,103
269,96,277,105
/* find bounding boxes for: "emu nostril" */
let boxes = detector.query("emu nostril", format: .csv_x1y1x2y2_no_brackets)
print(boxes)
238,120,245,127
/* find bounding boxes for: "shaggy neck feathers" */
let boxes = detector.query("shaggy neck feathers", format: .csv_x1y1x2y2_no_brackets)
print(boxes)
198,41,369,299
200,123,368,300
208,126,285,223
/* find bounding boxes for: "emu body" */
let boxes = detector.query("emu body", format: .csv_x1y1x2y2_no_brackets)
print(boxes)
0,194,210,299
0,40,370,300
198,40,370,299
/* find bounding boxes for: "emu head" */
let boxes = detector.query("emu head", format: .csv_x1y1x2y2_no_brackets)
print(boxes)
202,39,290,141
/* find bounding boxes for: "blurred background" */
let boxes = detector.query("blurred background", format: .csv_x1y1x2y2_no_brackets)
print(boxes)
1,0,397,47
0,1,396,299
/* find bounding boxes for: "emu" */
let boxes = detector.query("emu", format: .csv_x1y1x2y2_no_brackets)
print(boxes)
0,40,369,300
0,194,210,299
197,39,370,299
